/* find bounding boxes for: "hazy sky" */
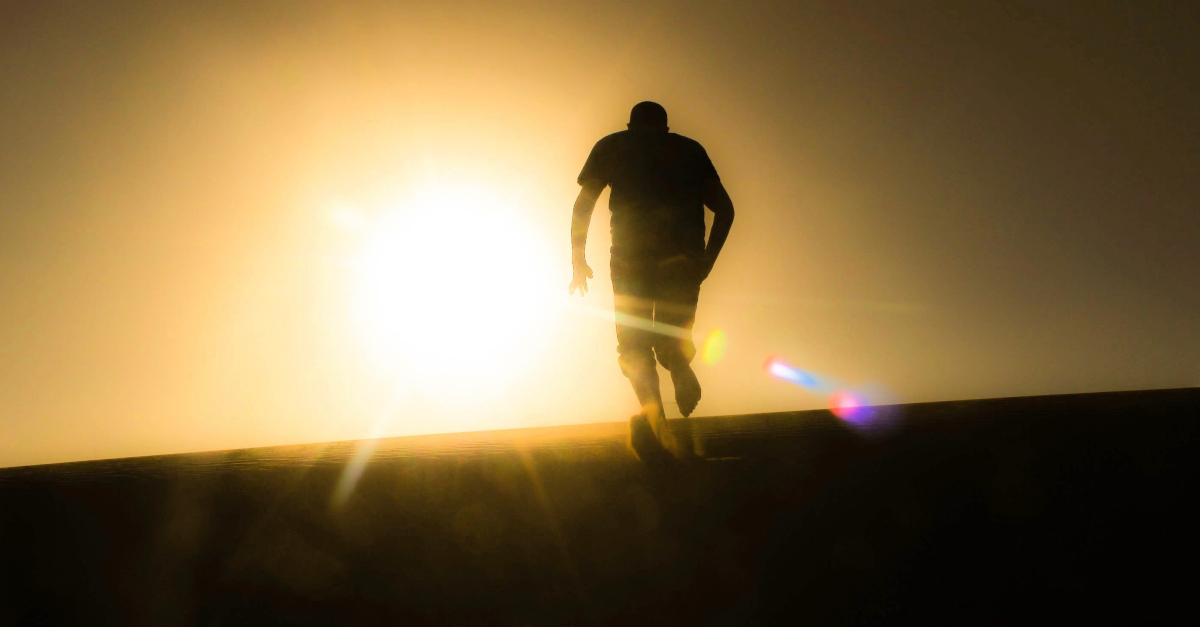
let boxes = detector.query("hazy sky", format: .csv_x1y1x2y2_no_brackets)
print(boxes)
3,0,1197,467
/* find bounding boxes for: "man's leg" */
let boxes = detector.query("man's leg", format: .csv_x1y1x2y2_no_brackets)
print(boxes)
612,257,681,457
614,297,661,417
652,256,703,417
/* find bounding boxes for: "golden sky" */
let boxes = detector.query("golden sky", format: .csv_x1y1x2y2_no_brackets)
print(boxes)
2,0,1197,467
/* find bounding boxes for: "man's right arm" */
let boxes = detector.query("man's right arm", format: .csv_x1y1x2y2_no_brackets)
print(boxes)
701,178,735,280
569,181,605,295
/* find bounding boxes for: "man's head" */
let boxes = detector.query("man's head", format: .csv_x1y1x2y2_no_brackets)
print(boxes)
628,101,668,132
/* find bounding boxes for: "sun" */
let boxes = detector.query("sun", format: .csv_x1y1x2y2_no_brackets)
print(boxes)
340,182,559,393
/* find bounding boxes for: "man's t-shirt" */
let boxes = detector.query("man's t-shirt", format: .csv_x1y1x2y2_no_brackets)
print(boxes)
577,130,719,260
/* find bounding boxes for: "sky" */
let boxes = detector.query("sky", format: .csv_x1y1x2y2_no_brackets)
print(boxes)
2,0,1197,468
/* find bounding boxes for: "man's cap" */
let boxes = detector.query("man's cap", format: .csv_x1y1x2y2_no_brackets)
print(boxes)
629,101,668,128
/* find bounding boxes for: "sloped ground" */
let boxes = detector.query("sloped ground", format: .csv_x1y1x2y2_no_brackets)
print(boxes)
1,388,1196,625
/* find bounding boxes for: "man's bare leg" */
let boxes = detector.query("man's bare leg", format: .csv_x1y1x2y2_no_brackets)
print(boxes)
654,289,703,458
670,363,702,417
615,283,685,459
667,363,704,459
627,364,683,458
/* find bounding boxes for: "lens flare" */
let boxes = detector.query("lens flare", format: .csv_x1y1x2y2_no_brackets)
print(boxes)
701,328,728,365
828,390,864,419
764,356,900,436
763,357,822,390
828,389,898,434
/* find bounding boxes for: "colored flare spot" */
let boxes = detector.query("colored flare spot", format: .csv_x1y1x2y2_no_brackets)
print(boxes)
701,328,728,365
829,390,866,420
763,357,821,389
763,357,898,435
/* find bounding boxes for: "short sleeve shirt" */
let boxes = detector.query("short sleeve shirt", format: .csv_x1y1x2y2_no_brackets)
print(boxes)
577,130,719,259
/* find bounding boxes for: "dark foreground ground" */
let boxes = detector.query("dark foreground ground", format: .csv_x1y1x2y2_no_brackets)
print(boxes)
1,389,1197,625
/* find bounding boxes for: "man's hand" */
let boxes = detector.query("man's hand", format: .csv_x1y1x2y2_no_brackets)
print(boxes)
569,261,593,295
699,253,716,282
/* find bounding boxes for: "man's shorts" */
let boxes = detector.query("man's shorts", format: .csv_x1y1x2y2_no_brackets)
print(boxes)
610,252,703,375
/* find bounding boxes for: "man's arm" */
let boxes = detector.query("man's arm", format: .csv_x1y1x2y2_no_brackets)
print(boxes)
701,179,735,280
569,181,605,295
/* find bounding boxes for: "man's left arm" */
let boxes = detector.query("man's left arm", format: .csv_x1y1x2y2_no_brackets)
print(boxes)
701,178,735,280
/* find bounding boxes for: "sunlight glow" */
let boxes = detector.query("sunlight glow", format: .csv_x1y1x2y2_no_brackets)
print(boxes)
561,300,693,339
341,182,557,394
332,383,406,508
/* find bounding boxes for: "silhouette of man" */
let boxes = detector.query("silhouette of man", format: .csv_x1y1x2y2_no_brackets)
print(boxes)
570,102,735,458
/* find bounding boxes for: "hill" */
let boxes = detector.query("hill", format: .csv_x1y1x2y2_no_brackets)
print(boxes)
1,388,1196,624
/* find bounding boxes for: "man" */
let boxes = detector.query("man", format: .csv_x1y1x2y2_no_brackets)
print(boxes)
569,101,735,459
